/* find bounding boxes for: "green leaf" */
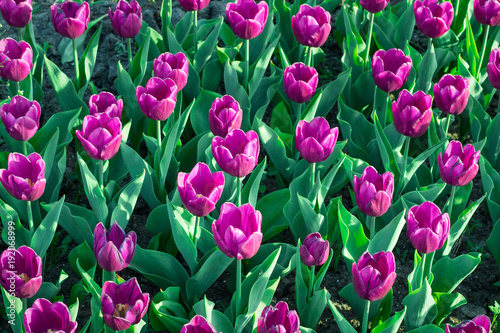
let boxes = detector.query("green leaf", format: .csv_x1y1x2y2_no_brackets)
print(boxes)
431,253,481,293
76,25,102,96
314,68,351,118
175,11,193,44
300,288,330,328
58,204,94,245
31,197,65,258
195,18,223,73
328,299,357,333
402,280,437,330
76,260,102,302
373,112,400,178
224,61,250,124
406,325,444,333
77,154,108,222
415,44,437,93
372,308,406,333
433,292,467,325
368,209,406,254
394,2,416,49
257,189,290,241
109,171,145,229
131,30,150,86
479,156,500,224
249,34,280,98
242,158,267,207
487,218,500,277
338,202,369,268
193,297,235,333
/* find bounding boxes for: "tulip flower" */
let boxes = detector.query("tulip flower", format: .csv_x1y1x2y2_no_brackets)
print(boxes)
474,0,500,26
445,315,491,333
352,251,397,302
88,92,123,118
50,0,90,39
179,0,210,11
284,62,319,104
257,301,300,333
392,90,432,138
208,95,243,137
0,246,42,298
93,221,137,272
153,52,190,90
433,74,469,116
101,277,150,331
291,5,331,48
76,113,122,161
0,152,45,202
24,299,77,333
226,0,268,40
359,0,389,13
0,0,32,28
353,166,394,218
181,315,218,333
414,0,454,39
407,201,450,253
0,95,41,141
300,233,330,267
136,77,178,121
372,48,412,93
0,38,33,82
109,0,142,39
438,141,480,187
487,48,500,89
295,117,339,164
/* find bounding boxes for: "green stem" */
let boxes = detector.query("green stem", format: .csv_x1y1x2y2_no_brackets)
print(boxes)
157,120,162,148
22,298,27,318
237,177,242,206
72,39,79,82
369,215,376,240
22,140,27,155
176,92,183,121
419,252,427,288
427,37,432,51
361,300,370,333
381,91,389,127
244,39,250,91
311,163,316,185
478,25,490,81
27,200,33,238
497,89,500,114
364,12,374,71
99,160,104,190
306,46,313,68
19,28,23,41
193,10,198,54
398,136,411,196
14,81,20,96
448,186,456,222
102,269,116,286
193,216,200,249
444,114,452,138
128,38,133,74
295,102,302,124
236,259,242,317
308,266,315,301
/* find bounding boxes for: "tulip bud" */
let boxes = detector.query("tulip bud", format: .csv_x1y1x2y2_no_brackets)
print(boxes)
101,278,149,331
153,52,190,90
284,62,319,104
414,0,454,39
407,201,450,253
109,0,142,39
433,74,469,116
257,301,300,333
291,5,331,48
0,95,41,141
51,0,90,39
392,90,433,137
445,315,491,333
24,299,77,333
93,221,137,272
136,77,178,121
181,315,218,333
0,0,32,28
0,152,45,201
300,233,330,267
212,202,263,259
76,113,122,161
0,38,33,82
438,141,480,187
226,0,268,40
295,117,338,163
179,0,210,11
353,166,394,217
372,48,412,93
474,0,500,26
208,95,243,137
0,246,42,298
360,0,389,13
487,48,500,89
88,92,123,118
352,251,397,302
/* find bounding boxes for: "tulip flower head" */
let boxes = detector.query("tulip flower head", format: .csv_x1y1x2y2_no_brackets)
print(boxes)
153,52,189,90
407,201,450,253
445,315,491,333
101,277,150,331
179,0,210,11
0,38,33,82
0,246,42,298
93,222,137,272
474,0,500,26
76,113,123,161
24,299,77,333
284,62,319,104
414,0,454,38
88,92,123,118
353,166,394,217
372,48,412,93
0,0,32,28
487,48,500,89
0,152,45,201
50,0,90,39
360,0,389,13
438,141,480,187
226,0,268,40
136,77,178,121
181,315,218,333
352,251,397,302
0,95,41,141
392,90,433,137
257,301,300,333
291,5,331,48
300,232,330,267
433,74,470,116
109,0,142,39
208,95,243,137
295,117,339,163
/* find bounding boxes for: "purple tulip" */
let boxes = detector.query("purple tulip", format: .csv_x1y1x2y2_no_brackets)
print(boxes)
50,0,90,39
392,89,433,138
177,162,225,217
257,301,300,333
212,202,262,259
208,95,243,137
0,38,33,82
300,232,330,267
181,315,218,333
76,113,122,161
88,92,123,118
212,129,260,178
433,74,470,116
136,77,178,121
0,246,42,299
438,141,480,187
284,62,319,104
295,117,339,164
93,221,137,272
179,0,210,11
353,166,394,217
474,0,500,26
487,48,500,89
445,315,491,333
359,0,389,13
407,201,450,253
109,0,142,39
291,5,331,48
24,298,77,333
352,251,397,302
372,48,412,93
0,0,32,28
414,0,454,38
0,152,45,201
101,277,150,331
226,0,268,40
0,95,41,141
153,52,189,90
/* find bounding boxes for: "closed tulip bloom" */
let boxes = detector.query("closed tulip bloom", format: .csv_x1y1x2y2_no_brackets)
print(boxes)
212,129,260,178
0,0,32,28
179,0,210,11
438,141,480,187
76,113,122,161
295,117,338,163
414,0,454,38
300,232,330,267
433,74,469,115
212,202,263,259
208,95,243,137
101,278,149,331
487,48,500,89
0,152,45,201
226,0,268,40
352,251,397,302
24,299,77,333
109,0,142,39
372,49,412,93
445,315,491,333
284,62,319,104
88,92,123,118
474,0,500,26
392,90,433,137
353,166,394,217
407,201,450,253
0,246,42,299
291,5,331,48
181,315,218,333
0,38,33,82
360,0,389,13
136,77,178,121
153,52,189,90
93,221,137,272
257,301,300,333
177,162,225,217
0,95,41,141
50,0,90,39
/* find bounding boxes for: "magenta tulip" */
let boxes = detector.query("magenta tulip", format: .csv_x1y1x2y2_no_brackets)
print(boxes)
295,117,338,163
257,301,300,333
474,0,500,26
352,251,397,302
407,201,450,253
445,315,491,333
50,0,90,39
179,0,210,11
76,113,122,161
0,38,33,82
136,77,178,121
353,166,394,217
0,95,41,141
291,5,331,48
0,246,42,298
24,299,77,333
392,90,433,137
0,152,45,201
226,0,268,40
300,232,330,267
153,52,189,90
208,95,243,137
109,0,142,39
414,0,454,38
487,48,500,89
88,92,123,118
433,74,470,116
372,48,412,93
284,62,319,104
438,141,480,187
93,221,137,272
0,0,32,28
359,0,389,13
181,315,218,333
